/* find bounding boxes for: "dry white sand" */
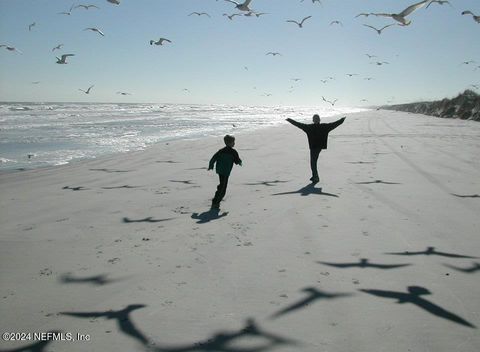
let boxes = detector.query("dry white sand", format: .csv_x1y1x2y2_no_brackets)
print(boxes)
1,110,479,352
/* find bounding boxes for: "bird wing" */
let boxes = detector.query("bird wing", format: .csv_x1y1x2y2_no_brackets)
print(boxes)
380,24,396,31
399,0,430,17
461,10,473,16
61,54,74,59
363,24,378,31
224,0,240,5
244,0,253,6
301,16,312,24
371,13,394,18
286,20,299,25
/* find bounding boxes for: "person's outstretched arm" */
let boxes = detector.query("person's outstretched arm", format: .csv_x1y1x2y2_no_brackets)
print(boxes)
286,118,306,130
233,150,242,166
327,117,346,131
208,151,219,170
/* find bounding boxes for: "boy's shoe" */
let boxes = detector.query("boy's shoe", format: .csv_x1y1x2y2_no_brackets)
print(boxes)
211,202,220,209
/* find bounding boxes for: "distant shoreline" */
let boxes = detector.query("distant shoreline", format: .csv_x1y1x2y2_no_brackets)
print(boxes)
381,90,480,122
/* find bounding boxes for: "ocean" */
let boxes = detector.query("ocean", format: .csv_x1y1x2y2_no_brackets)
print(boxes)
0,102,366,171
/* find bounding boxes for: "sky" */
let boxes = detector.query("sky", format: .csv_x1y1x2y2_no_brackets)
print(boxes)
0,0,479,107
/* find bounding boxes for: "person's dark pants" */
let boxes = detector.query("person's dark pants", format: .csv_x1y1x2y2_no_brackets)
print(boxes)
310,147,322,179
212,174,229,204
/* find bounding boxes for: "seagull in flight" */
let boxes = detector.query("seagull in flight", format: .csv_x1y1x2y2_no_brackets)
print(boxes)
75,4,100,10
117,91,131,95
79,85,94,94
371,61,390,66
365,53,377,59
224,0,253,12
107,0,121,4
266,52,282,56
0,45,22,54
371,0,430,26
58,5,75,15
56,54,74,64
460,60,476,65
28,22,36,31
150,38,171,45
355,13,373,18
189,12,211,17
301,0,322,3
52,44,64,51
426,0,452,8
330,20,343,26
84,27,105,36
245,11,268,18
322,96,338,106
461,10,480,23
286,16,312,28
363,23,396,34
346,73,359,77
223,13,242,20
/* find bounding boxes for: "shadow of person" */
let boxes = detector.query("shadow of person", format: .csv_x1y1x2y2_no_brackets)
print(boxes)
60,304,149,345
272,183,338,197
153,318,297,352
191,209,229,224
360,286,476,328
0,331,60,352
317,258,411,270
59,272,123,286
270,287,352,319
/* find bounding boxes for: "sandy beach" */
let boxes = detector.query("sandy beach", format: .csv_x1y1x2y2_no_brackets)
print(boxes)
1,110,479,352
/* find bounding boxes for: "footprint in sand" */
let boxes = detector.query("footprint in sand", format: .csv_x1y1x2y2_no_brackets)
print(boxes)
39,268,53,276
107,258,120,264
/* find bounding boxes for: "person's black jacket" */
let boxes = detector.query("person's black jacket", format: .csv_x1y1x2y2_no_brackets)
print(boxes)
286,117,345,149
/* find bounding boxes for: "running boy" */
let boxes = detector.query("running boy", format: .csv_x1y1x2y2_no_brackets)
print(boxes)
208,135,242,209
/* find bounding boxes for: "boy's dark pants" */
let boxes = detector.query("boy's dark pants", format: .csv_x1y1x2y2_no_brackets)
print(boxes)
310,147,322,179
212,174,229,204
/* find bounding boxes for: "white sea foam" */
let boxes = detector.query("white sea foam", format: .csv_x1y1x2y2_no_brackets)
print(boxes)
0,102,367,171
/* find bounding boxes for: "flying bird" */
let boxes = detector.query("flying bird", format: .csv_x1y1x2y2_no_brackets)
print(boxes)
107,0,121,4
56,54,74,64
301,0,322,3
286,16,312,28
426,0,452,9
150,38,171,45
246,12,268,17
223,13,241,20
461,11,480,23
330,20,343,26
79,85,94,94
355,13,373,18
365,54,377,59
28,22,36,31
266,52,282,56
371,61,390,65
51,44,65,52
75,4,100,10
83,27,105,36
371,0,430,26
346,73,359,77
116,91,131,95
224,0,253,12
363,23,396,34
189,12,211,17
58,5,75,15
0,45,22,54
322,96,338,106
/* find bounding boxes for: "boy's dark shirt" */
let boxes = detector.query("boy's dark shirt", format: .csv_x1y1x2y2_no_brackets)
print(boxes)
209,146,242,176
287,117,345,149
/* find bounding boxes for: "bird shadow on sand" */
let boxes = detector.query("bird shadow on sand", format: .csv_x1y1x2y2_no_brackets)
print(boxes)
0,331,61,352
123,217,174,224
385,246,477,259
102,185,140,189
58,272,124,286
62,186,88,191
317,258,411,270
270,287,352,320
60,305,149,346
451,193,480,198
244,180,290,187
443,262,480,274
272,183,338,197
90,168,132,173
152,318,298,352
191,209,228,224
355,180,401,185
360,286,476,328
